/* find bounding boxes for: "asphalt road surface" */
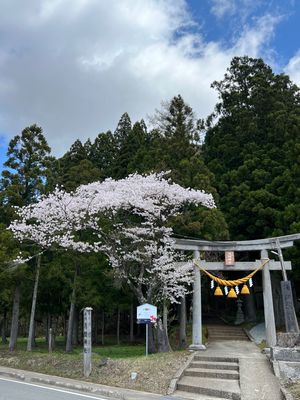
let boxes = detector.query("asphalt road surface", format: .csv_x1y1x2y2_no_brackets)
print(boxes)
0,377,115,400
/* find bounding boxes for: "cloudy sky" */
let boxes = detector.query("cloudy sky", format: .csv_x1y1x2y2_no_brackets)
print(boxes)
0,0,300,159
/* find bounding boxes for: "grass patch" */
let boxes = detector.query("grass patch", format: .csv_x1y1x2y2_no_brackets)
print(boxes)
0,338,190,394
0,338,145,359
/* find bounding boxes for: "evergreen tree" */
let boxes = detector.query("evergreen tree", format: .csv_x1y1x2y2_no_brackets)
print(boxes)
1,124,51,209
113,112,132,178
151,95,229,239
51,139,101,192
203,56,300,240
90,131,116,179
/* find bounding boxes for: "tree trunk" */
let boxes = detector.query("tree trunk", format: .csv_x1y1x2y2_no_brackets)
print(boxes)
66,267,78,352
27,254,41,351
101,310,105,345
162,302,171,351
72,307,79,346
147,323,156,353
51,316,57,349
130,303,134,343
9,286,21,351
30,321,36,349
116,308,120,345
1,310,7,344
156,317,171,352
179,295,187,348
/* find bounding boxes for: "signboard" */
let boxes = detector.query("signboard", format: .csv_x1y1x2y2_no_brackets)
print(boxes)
224,251,235,266
137,303,157,324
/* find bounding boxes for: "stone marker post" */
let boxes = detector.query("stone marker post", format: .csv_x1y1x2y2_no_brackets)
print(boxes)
83,307,93,377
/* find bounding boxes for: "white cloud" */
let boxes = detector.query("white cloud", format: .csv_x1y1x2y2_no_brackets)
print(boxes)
0,0,283,156
210,0,237,19
284,50,300,86
233,14,282,58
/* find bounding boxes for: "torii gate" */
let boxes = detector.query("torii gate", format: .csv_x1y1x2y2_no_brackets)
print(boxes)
174,233,300,349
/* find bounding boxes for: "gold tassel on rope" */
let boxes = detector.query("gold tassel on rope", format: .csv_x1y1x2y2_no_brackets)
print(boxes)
195,259,269,300
227,287,237,299
241,284,250,295
214,286,223,296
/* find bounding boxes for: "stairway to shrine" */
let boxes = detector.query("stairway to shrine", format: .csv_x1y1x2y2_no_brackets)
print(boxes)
172,340,282,400
175,355,241,399
207,324,249,341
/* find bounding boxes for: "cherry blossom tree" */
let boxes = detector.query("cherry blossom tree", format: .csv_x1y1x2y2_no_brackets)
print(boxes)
10,172,215,352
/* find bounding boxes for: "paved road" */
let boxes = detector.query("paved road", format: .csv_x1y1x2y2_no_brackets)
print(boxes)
0,377,115,400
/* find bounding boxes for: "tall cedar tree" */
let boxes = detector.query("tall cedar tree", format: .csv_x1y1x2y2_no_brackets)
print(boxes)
0,124,51,350
152,95,229,239
203,56,300,241
50,139,101,192
1,124,51,210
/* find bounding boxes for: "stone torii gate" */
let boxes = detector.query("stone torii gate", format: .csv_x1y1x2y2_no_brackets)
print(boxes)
174,233,300,350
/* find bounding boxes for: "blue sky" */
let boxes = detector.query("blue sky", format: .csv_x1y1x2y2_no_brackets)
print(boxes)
0,0,300,167
187,0,300,67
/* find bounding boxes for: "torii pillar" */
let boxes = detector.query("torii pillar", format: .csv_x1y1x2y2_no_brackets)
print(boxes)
261,250,277,347
189,250,206,350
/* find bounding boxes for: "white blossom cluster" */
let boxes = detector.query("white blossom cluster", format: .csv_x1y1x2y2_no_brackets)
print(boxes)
9,172,215,303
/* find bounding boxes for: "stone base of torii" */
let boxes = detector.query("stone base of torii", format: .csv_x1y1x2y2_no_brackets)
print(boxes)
174,234,300,349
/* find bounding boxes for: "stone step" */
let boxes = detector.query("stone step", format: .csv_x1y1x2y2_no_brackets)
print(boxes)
177,376,241,400
208,329,246,333
208,329,245,334
194,356,239,363
208,331,246,334
174,390,226,400
208,332,248,337
189,361,239,371
208,336,249,341
184,367,239,380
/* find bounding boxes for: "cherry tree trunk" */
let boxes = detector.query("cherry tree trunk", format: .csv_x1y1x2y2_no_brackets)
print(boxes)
9,286,21,351
27,254,41,351
148,323,156,353
156,317,171,353
179,295,187,348
66,267,78,352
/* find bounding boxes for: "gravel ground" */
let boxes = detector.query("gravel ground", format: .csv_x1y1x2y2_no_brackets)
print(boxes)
0,350,190,394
